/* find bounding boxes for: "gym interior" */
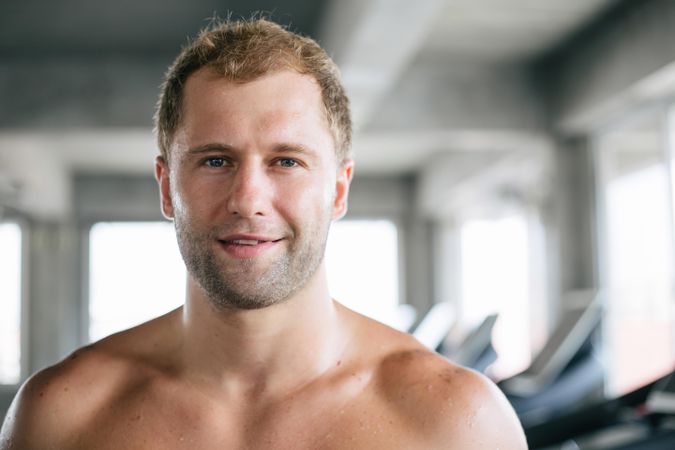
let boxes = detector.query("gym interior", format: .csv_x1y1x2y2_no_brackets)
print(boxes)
2,0,675,448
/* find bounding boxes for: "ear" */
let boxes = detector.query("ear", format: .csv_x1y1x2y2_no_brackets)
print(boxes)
332,159,354,220
155,156,175,219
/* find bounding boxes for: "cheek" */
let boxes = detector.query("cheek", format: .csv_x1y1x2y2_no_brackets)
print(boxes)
171,174,218,223
274,176,334,222
294,175,334,206
168,172,186,217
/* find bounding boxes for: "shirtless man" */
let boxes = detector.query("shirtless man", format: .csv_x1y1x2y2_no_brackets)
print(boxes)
0,19,527,449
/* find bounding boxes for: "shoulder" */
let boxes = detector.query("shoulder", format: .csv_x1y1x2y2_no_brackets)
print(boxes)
374,348,527,449
0,319,177,450
0,344,121,449
336,305,526,448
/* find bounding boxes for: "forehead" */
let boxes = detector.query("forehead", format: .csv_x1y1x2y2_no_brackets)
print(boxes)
176,69,333,155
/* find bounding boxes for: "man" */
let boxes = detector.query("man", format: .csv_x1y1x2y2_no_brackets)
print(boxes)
1,19,527,449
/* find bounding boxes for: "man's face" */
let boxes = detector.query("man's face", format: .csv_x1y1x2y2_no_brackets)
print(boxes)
155,69,353,310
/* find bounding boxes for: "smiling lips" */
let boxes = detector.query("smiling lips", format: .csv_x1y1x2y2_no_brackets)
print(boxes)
229,239,265,245
218,235,283,258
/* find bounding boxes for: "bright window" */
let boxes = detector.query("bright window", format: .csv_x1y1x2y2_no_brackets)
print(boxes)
460,215,533,379
326,220,401,328
89,222,185,342
597,111,675,395
0,222,22,384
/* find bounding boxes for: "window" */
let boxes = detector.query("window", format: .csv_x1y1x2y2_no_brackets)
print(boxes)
0,222,22,384
326,219,401,328
459,214,539,379
597,110,675,395
89,222,185,342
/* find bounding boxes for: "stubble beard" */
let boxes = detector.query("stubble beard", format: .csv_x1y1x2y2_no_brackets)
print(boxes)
174,213,331,311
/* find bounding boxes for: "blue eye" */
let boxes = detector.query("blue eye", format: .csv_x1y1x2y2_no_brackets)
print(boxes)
205,157,225,168
277,158,298,168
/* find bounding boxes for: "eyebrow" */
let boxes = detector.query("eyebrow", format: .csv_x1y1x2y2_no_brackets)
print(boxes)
186,143,234,155
273,143,318,157
185,142,318,157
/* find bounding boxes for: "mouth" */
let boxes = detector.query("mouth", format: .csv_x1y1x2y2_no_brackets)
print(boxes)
225,239,269,246
219,235,284,245
217,235,284,257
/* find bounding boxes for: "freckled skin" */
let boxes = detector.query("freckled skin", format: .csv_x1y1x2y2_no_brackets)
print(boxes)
0,71,527,450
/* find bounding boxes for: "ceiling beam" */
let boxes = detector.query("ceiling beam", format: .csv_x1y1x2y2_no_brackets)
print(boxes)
319,0,444,128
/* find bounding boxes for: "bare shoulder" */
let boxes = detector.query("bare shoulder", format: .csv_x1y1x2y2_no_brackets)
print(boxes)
0,312,178,450
0,344,118,449
338,304,526,448
375,347,527,449
339,305,526,448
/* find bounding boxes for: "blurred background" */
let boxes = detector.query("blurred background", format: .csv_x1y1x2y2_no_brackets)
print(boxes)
3,0,675,447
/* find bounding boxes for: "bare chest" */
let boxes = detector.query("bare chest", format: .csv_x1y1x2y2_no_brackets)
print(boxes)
71,387,418,450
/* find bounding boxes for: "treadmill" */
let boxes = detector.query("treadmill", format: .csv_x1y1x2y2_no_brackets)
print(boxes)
444,313,499,373
526,370,675,449
411,304,498,374
412,301,456,351
499,292,605,427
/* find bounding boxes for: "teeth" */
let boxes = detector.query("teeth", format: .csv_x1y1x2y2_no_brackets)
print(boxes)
231,239,261,245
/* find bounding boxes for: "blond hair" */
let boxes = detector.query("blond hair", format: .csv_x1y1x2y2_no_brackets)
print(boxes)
155,18,352,162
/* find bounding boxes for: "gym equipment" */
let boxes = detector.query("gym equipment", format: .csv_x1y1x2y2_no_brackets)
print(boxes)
526,370,675,450
412,301,455,351
499,291,605,427
411,304,497,373
444,314,499,373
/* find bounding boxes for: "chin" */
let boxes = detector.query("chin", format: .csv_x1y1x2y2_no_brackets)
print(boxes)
204,287,293,311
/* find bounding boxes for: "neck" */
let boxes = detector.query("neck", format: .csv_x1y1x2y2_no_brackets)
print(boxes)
178,263,348,398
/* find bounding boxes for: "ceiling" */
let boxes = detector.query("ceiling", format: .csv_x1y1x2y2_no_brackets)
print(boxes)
0,0,621,218
0,0,615,58
423,0,616,62
0,0,325,57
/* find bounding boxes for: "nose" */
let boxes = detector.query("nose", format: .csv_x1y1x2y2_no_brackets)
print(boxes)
226,161,269,218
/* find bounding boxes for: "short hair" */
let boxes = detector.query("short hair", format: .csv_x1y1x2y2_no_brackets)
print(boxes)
155,18,352,162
